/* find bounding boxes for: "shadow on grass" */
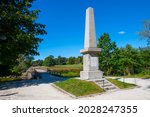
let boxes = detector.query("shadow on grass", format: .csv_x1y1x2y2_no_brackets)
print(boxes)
0,71,68,90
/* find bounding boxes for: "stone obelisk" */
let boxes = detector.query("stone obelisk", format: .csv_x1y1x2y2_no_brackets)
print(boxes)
80,7,103,80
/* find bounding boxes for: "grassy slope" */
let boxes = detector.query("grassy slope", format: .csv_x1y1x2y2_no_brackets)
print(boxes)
0,77,22,83
108,79,136,89
55,78,104,96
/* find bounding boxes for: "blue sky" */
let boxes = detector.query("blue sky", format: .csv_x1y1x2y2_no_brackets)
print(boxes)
32,0,150,60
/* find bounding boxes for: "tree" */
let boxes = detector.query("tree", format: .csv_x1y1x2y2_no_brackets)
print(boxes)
55,56,67,65
32,59,43,66
139,20,150,45
12,55,34,75
43,55,55,66
0,0,46,75
118,44,141,75
139,47,150,73
75,56,83,64
66,57,76,65
97,33,117,76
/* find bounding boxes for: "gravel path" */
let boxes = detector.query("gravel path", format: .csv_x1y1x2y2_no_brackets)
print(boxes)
0,70,150,100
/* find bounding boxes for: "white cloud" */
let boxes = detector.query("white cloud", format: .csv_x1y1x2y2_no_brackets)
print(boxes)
118,31,126,35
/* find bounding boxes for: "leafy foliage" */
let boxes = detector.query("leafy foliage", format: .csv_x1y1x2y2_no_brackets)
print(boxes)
139,20,150,45
0,0,46,75
97,33,118,75
55,56,67,65
43,55,55,66
32,59,43,66
42,55,83,67
12,55,34,74
97,33,150,76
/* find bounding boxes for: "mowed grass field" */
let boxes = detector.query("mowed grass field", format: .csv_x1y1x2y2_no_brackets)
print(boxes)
55,78,104,96
108,78,136,89
46,64,83,77
41,64,150,78
52,64,83,69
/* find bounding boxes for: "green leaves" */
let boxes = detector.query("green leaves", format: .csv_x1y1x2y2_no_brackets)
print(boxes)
97,33,149,76
43,55,56,67
97,33,117,76
139,19,150,45
0,0,46,75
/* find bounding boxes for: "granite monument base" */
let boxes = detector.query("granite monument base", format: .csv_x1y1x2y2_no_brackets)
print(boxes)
80,70,103,80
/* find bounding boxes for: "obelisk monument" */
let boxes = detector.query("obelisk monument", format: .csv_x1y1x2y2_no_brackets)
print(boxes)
80,7,103,80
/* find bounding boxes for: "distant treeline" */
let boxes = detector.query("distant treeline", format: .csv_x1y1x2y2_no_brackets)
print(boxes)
32,56,83,67
33,33,150,77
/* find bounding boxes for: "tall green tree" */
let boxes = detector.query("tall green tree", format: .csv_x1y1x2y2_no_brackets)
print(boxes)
43,55,55,67
75,56,83,64
55,56,67,65
66,57,76,65
97,33,117,75
0,0,46,75
139,20,150,45
12,55,34,75
139,47,150,73
32,59,43,66
118,44,141,76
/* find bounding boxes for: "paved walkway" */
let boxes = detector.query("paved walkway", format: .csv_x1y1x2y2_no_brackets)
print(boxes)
0,70,150,100
0,69,71,100
81,78,150,100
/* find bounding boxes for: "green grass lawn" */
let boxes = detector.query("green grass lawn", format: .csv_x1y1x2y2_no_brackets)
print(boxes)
107,78,136,89
61,71,79,77
0,77,22,83
108,74,150,79
46,64,82,78
124,74,150,79
53,64,83,69
55,78,104,96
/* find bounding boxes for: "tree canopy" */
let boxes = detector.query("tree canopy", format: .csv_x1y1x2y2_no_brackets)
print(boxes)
97,33,117,75
43,55,56,67
97,33,150,76
139,19,150,45
0,0,47,75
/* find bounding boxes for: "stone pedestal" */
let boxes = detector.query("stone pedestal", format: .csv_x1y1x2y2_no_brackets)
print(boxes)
80,7,103,80
80,71,103,80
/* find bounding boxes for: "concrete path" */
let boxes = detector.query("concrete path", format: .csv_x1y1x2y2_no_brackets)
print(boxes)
81,78,150,100
0,69,71,100
0,70,150,100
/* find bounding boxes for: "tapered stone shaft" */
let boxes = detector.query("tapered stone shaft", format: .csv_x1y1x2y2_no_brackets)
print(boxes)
84,7,97,48
80,7,103,80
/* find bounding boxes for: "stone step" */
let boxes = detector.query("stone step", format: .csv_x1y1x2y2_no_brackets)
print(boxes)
97,82,110,85
98,84,116,89
100,84,113,87
104,86,116,90
94,79,118,91
95,79,106,82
